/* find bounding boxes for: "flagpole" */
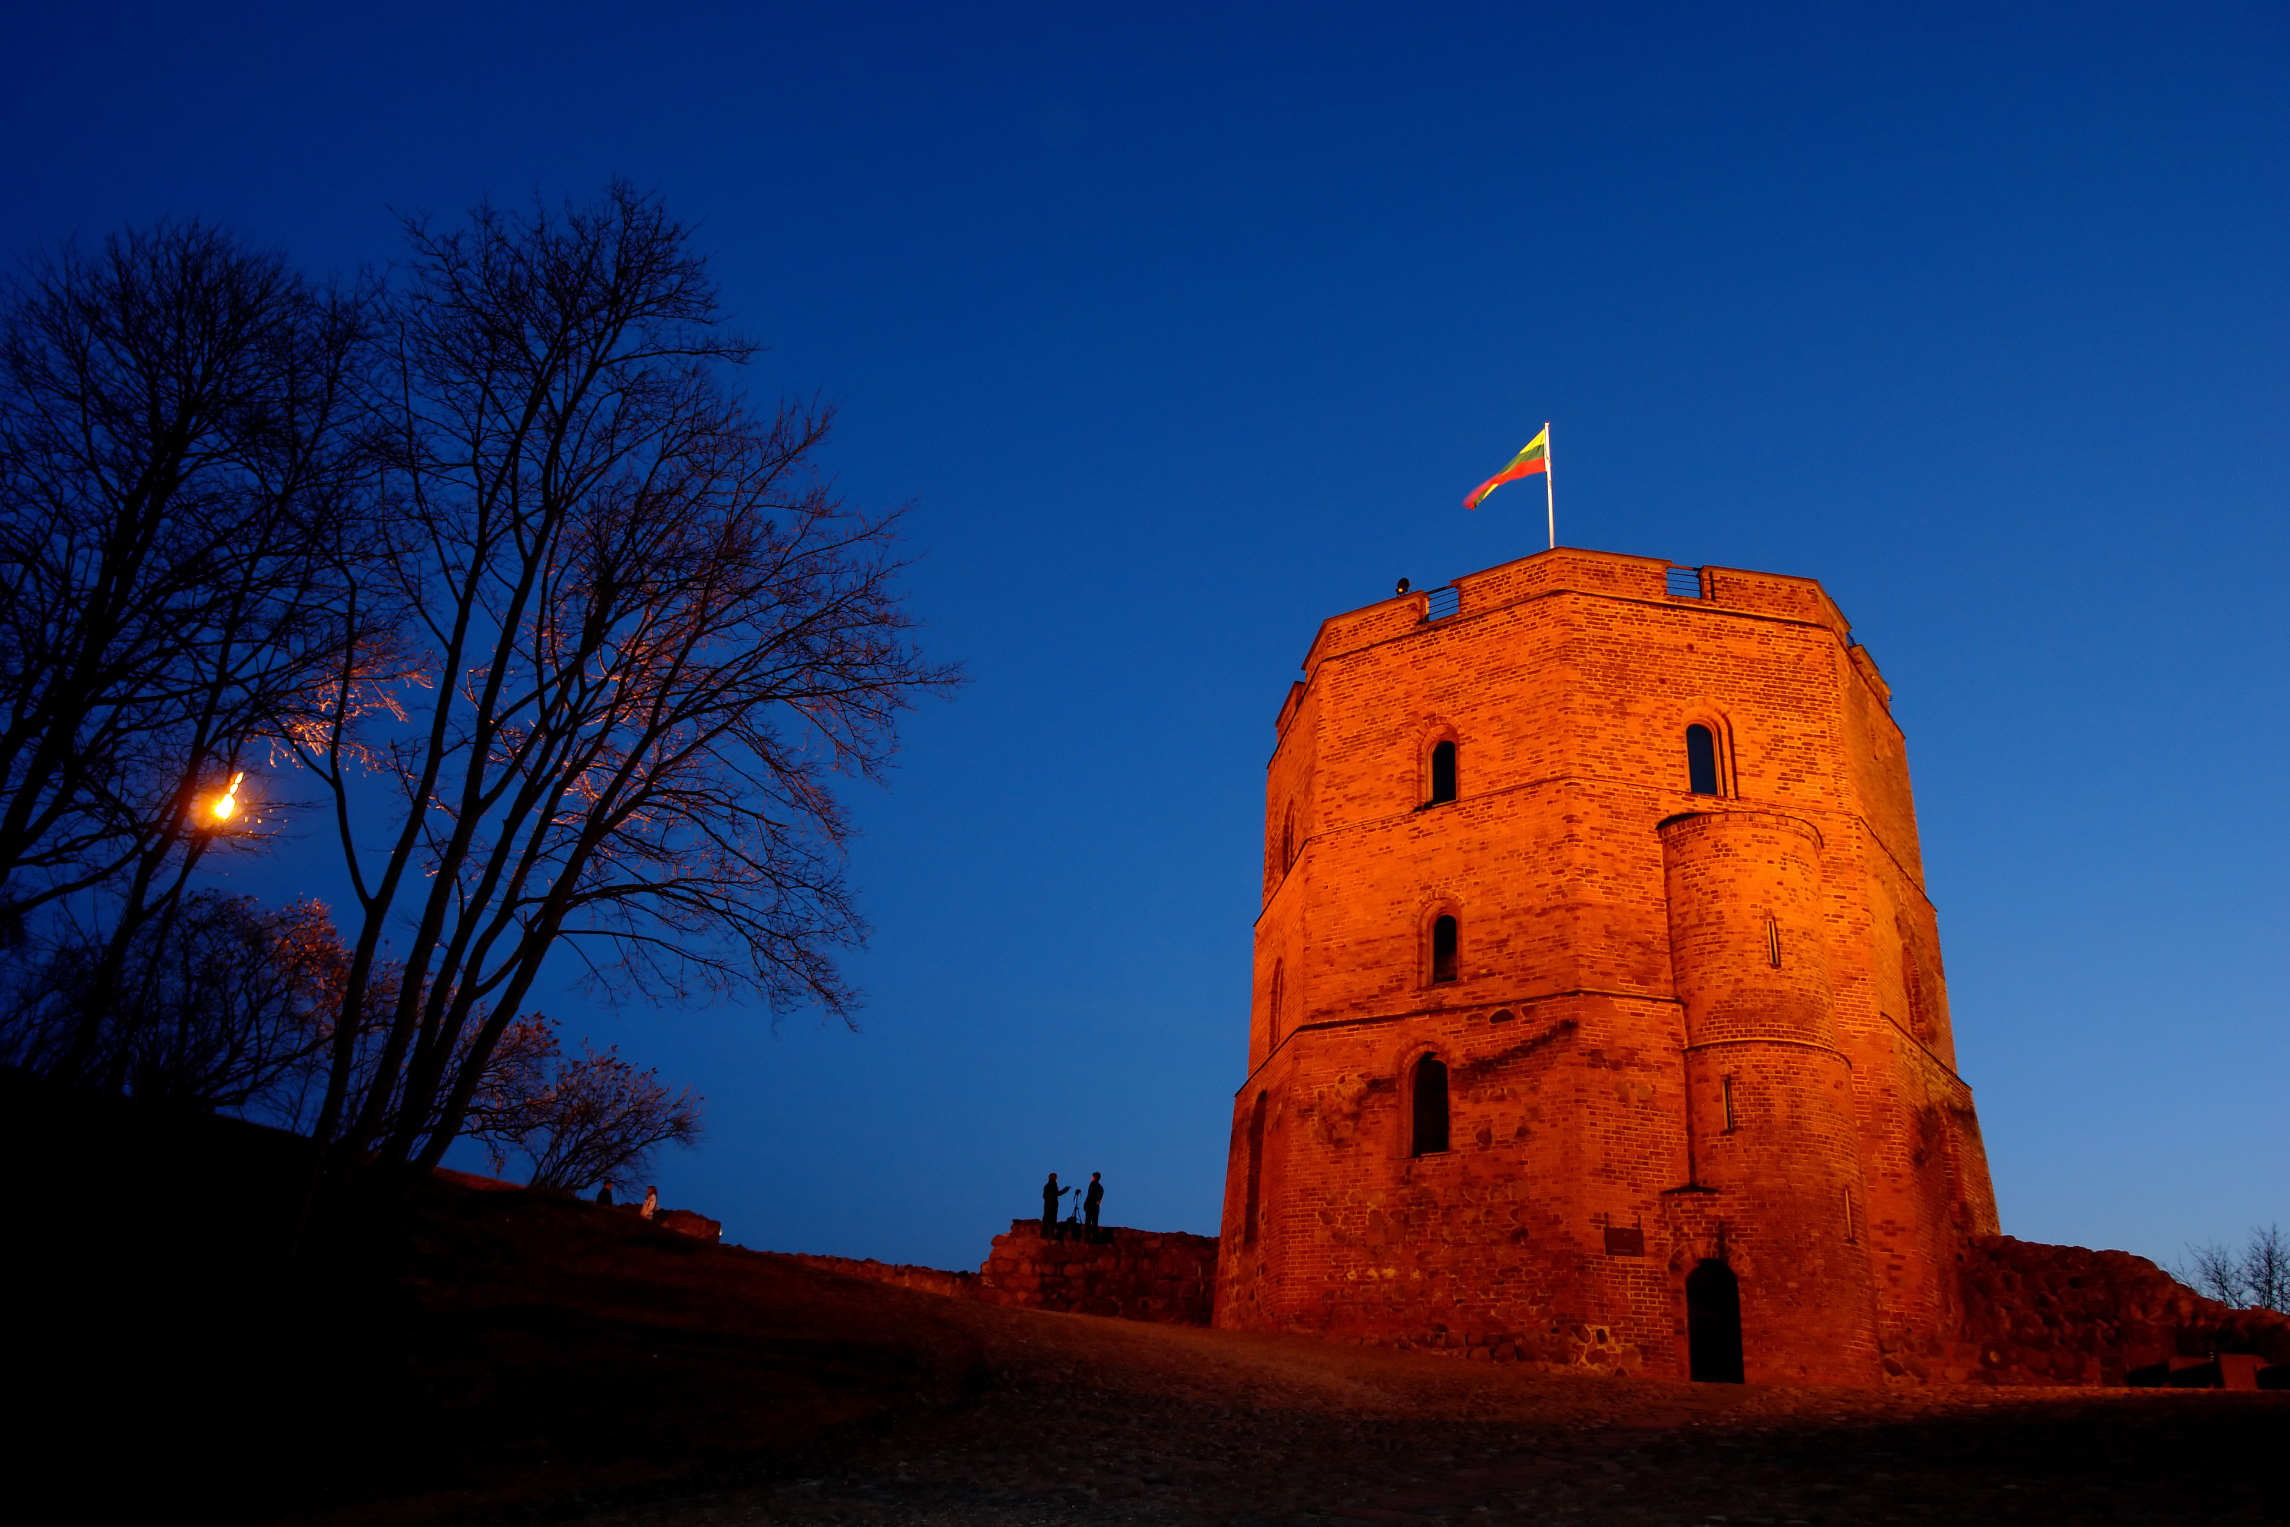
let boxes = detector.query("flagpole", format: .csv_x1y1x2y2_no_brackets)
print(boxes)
1543,421,1555,550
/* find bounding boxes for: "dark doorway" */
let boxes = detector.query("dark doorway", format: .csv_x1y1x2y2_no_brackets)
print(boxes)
1686,1259,1745,1382
1431,914,1458,983
1686,725,1720,795
1411,1056,1449,1155
1429,740,1458,804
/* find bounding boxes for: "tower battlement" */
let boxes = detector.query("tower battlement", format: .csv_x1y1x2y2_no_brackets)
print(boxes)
1217,546,1996,1385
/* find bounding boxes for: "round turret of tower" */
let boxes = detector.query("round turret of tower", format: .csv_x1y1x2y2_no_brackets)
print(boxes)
1659,808,1881,1384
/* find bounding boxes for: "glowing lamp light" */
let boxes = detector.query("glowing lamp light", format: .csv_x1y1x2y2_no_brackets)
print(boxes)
209,771,245,824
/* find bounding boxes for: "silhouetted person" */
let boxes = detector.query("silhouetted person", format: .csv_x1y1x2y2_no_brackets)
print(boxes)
641,1185,659,1220
595,1185,614,1206
1085,1172,1104,1241
1042,1172,1070,1240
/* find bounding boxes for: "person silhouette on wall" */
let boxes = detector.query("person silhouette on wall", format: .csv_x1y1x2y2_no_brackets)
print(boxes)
641,1186,659,1220
1042,1172,1070,1240
1084,1172,1104,1242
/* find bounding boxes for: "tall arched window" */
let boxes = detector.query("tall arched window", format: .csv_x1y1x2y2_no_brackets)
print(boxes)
1430,914,1459,983
1411,1056,1450,1156
1686,724,1721,796
1429,739,1458,804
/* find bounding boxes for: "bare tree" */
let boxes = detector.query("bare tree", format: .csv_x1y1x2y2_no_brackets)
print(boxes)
462,1020,702,1192
292,183,955,1177
0,222,370,1075
2238,1225,2287,1314
2179,1225,2289,1313
2183,1240,2250,1308
0,892,344,1110
457,1013,561,1153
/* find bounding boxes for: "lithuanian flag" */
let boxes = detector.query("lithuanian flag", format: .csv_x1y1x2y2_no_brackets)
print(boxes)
1463,425,1549,510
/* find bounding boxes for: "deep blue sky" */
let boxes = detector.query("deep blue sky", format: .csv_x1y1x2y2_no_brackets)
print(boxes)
6,3,2282,1274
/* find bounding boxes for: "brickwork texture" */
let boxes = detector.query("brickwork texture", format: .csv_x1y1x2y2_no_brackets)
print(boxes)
1216,547,2000,1385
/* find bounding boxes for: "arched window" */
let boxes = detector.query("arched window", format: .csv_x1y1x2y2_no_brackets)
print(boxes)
1411,1056,1450,1156
1243,1092,1268,1246
1686,724,1721,796
1430,914,1459,983
1429,739,1458,805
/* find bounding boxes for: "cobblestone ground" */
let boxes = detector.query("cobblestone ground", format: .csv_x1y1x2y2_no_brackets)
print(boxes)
580,1312,2284,1527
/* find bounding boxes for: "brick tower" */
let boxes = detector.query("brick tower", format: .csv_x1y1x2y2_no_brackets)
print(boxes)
1215,547,1998,1385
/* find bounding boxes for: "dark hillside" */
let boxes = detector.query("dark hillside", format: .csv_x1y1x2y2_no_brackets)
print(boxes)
0,1072,982,1520
4,1074,2283,1526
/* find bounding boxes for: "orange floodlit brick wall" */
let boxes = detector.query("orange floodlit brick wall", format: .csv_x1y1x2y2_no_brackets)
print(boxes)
1215,547,1998,1386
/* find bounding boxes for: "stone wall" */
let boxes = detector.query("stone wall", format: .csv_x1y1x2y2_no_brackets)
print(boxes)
973,1222,1216,1325
776,1251,978,1302
780,1222,1218,1327
1913,1235,2290,1387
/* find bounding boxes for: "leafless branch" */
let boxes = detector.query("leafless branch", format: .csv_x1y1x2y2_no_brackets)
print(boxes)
287,183,957,1174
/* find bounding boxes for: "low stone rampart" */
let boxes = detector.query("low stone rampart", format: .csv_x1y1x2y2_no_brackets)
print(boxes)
1922,1235,2290,1387
776,1252,979,1301
779,1221,1217,1327
974,1221,1216,1325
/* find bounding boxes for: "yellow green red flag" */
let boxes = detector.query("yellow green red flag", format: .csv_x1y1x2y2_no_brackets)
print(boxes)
1463,426,1549,510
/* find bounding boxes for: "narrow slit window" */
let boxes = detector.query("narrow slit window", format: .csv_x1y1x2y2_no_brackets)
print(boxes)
1243,1092,1267,1246
1844,1187,1858,1243
1412,1056,1450,1156
1687,724,1720,795
1267,962,1285,1048
1721,1074,1736,1133
1431,914,1459,984
1902,946,1933,1042
1766,916,1781,967
1429,740,1457,804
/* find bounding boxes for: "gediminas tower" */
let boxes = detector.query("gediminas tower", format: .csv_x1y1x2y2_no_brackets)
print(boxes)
1215,546,1998,1385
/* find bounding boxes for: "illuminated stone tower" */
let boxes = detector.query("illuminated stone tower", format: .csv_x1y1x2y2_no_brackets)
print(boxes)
1214,547,1997,1385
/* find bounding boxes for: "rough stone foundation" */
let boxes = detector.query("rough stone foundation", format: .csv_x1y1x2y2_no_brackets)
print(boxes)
788,1223,2287,1387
